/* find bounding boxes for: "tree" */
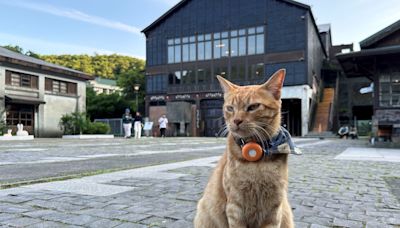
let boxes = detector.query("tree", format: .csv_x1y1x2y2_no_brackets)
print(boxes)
117,68,145,112
25,50,40,58
86,87,133,120
2,45,24,54
40,54,145,79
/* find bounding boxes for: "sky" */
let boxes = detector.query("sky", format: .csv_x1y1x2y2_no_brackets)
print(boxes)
0,0,399,59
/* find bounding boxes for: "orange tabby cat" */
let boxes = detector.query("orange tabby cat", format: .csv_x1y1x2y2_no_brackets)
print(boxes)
194,69,294,228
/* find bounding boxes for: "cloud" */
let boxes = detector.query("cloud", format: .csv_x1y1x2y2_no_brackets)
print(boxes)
0,32,145,59
0,0,141,35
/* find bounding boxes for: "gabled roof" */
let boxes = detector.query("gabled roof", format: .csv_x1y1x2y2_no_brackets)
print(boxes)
94,77,118,86
0,47,93,80
141,0,326,57
142,0,312,33
360,19,400,49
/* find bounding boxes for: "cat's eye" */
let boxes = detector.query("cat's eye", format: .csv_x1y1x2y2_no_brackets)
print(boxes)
247,103,260,112
225,106,234,112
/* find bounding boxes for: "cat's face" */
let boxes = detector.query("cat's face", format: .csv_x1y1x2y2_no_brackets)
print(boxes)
217,69,285,140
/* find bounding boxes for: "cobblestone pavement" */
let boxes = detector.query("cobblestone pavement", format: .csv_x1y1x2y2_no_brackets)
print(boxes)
0,138,399,227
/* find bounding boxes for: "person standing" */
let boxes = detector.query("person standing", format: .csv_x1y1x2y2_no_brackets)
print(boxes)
158,114,168,137
134,112,143,139
122,108,132,138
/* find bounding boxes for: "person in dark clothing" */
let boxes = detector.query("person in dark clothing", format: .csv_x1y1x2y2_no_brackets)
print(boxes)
134,112,143,139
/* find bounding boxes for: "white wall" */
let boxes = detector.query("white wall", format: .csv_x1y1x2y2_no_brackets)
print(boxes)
0,65,87,137
281,85,314,136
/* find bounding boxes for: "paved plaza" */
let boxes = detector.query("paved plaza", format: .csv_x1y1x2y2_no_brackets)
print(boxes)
0,138,399,227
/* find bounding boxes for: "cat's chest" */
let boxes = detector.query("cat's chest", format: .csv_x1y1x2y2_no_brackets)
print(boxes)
223,158,286,196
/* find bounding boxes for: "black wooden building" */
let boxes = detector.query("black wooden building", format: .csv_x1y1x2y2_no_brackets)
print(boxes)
338,19,400,143
142,0,327,136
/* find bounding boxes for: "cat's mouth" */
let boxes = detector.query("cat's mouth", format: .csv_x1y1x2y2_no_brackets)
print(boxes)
229,125,251,137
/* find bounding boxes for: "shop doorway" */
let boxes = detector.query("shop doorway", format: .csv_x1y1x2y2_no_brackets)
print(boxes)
5,104,35,135
200,99,224,137
281,99,302,136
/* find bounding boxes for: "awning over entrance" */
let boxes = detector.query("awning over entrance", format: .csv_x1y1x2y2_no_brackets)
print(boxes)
5,95,46,105
336,45,400,79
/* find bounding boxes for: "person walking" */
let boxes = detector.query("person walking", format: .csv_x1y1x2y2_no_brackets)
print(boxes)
158,114,168,137
134,112,143,139
122,108,132,138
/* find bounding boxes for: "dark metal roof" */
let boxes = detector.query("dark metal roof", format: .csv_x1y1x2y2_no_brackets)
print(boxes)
0,47,93,80
142,0,312,33
360,19,400,49
337,45,400,59
336,45,400,79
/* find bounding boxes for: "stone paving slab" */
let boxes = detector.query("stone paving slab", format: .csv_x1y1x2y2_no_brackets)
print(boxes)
335,147,400,162
0,139,398,227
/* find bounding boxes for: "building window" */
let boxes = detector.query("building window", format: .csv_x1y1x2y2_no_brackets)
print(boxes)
249,63,265,79
247,26,264,55
174,45,181,63
380,72,400,107
231,64,245,82
174,71,181,84
45,78,77,95
5,70,38,89
147,74,167,93
213,32,229,59
168,46,174,63
215,65,228,80
198,69,205,84
167,25,265,64
181,69,196,84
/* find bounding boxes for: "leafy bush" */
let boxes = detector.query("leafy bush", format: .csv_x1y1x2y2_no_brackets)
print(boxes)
60,112,88,135
60,112,110,135
85,121,110,134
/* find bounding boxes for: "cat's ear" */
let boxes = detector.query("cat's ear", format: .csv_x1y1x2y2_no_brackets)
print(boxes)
216,75,238,93
261,69,285,99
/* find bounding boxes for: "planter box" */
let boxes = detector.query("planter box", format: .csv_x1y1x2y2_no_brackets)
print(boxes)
62,134,114,139
0,135,34,141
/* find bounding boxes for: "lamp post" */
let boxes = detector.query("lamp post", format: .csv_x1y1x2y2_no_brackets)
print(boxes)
133,84,140,111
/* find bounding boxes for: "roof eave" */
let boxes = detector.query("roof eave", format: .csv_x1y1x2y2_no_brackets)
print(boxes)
0,56,94,81
359,19,400,49
141,0,312,34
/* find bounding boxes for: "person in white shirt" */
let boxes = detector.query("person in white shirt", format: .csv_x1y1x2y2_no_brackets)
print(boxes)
158,114,168,137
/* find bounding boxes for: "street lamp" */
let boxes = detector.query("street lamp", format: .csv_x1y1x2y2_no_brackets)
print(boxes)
133,84,140,111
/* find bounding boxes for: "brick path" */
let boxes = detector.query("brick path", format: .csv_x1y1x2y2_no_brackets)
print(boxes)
0,139,399,227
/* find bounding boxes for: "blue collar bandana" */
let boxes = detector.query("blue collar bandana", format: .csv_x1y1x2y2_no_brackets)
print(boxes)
235,126,302,157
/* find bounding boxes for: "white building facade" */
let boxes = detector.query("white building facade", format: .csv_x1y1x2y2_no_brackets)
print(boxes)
0,47,92,137
88,77,122,95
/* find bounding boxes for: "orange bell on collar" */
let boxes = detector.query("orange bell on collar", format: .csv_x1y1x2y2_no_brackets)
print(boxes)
241,142,263,162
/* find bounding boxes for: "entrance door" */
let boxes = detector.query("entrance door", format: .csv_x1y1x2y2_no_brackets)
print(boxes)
6,104,35,135
281,99,302,136
201,99,224,137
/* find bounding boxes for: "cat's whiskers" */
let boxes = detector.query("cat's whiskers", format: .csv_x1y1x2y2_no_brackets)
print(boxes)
218,123,229,137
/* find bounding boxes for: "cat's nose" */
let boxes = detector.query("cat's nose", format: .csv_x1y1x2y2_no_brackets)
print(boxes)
233,119,243,126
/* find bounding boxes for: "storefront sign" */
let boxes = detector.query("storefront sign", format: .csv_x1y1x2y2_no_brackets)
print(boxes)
205,92,222,98
150,95,165,101
175,94,191,100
